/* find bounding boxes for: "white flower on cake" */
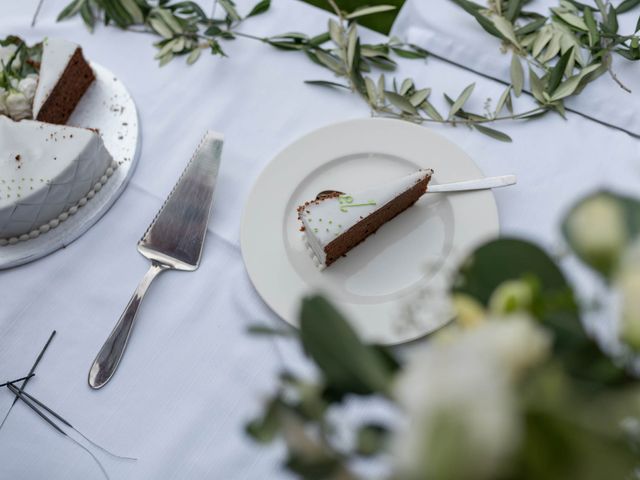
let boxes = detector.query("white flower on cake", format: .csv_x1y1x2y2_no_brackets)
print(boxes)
18,74,38,102
5,90,31,120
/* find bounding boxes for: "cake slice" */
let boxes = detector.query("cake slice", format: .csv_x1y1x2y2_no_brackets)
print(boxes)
32,37,95,125
297,169,433,269
0,116,113,242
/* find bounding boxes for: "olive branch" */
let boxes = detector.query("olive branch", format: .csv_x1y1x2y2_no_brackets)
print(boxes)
56,0,640,142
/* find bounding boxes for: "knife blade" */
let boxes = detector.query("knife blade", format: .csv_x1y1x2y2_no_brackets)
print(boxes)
88,131,223,389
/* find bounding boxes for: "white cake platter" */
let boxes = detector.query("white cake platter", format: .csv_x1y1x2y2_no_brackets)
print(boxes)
241,118,500,345
0,62,141,269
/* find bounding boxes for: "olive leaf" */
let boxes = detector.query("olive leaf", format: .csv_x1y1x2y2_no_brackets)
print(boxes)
510,53,524,96
409,88,431,107
550,63,601,101
421,100,444,121
473,124,513,142
552,9,589,31
547,46,574,94
495,85,512,116
448,83,475,119
305,80,350,89
493,15,520,45
247,0,271,18
617,0,640,13
385,91,418,115
345,5,396,20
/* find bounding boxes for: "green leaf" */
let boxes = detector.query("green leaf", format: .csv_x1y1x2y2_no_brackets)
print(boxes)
516,17,547,35
399,78,413,95
448,83,475,119
506,0,525,21
532,27,553,58
364,77,378,104
149,17,174,39
328,18,344,47
549,63,600,101
315,50,344,74
219,0,241,22
510,53,524,96
246,324,293,336
79,2,95,31
605,5,619,33
391,47,428,59
345,5,397,20
450,0,504,39
304,80,350,89
120,0,144,23
421,100,444,121
617,0,640,13
246,0,270,17
299,296,393,396
409,88,431,107
385,90,418,115
157,8,183,33
494,85,512,116
547,46,574,94
552,9,589,31
529,67,546,103
346,24,358,70
473,124,512,142
584,7,600,47
493,15,520,45
57,0,85,21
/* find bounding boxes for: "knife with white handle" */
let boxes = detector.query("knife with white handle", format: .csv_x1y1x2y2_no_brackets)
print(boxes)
427,174,516,193
88,131,223,389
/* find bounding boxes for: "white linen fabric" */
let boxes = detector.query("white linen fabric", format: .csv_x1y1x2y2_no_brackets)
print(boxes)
0,0,639,478
392,0,640,136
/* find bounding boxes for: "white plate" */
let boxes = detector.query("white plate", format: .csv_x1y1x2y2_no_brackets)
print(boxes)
0,62,141,269
241,119,499,345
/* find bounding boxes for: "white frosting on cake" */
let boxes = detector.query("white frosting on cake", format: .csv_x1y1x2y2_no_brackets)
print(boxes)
298,170,433,267
32,38,79,118
0,116,112,239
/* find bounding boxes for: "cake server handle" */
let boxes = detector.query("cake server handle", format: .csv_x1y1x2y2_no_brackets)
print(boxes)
427,175,516,193
88,262,170,389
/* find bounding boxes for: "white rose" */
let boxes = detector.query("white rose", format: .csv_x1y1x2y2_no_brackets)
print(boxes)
565,194,627,273
392,316,550,480
616,242,640,350
6,91,31,120
18,74,38,102
478,314,551,380
0,87,7,116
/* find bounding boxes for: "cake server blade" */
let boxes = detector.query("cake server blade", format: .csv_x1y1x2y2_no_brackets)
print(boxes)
88,131,223,389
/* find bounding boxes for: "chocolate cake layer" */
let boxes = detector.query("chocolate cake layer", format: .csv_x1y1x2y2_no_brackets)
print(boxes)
323,175,430,266
36,48,94,125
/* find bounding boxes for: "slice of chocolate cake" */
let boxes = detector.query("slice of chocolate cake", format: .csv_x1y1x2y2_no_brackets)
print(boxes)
297,169,433,269
32,38,95,125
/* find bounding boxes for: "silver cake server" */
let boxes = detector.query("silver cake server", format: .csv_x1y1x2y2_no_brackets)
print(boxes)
88,131,224,389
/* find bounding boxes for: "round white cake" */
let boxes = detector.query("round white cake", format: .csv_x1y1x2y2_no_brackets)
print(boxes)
0,36,114,243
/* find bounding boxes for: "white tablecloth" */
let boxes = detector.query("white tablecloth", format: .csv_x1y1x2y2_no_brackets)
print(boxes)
0,0,639,478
